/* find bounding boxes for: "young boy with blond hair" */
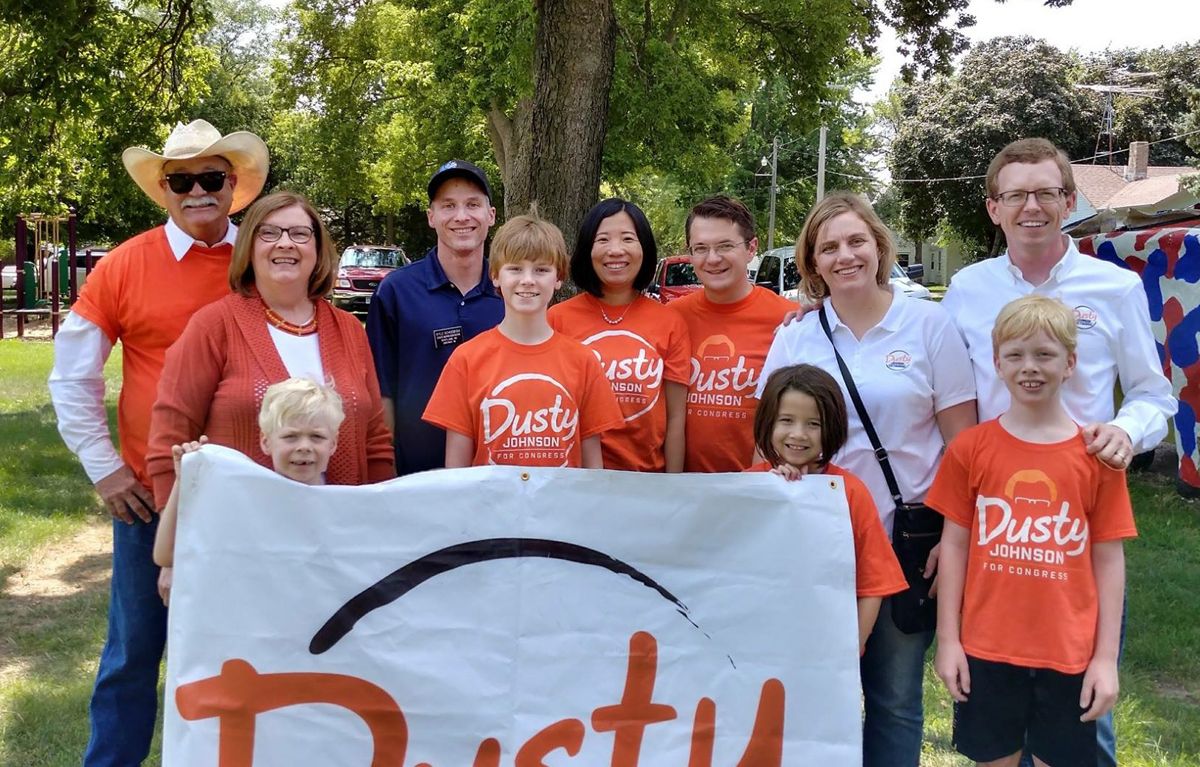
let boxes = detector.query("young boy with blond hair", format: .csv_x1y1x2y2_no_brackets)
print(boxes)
926,295,1135,767
423,209,623,468
153,377,345,604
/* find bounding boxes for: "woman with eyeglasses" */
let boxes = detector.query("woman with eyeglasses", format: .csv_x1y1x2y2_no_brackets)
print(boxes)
757,191,977,767
145,191,395,509
547,198,691,471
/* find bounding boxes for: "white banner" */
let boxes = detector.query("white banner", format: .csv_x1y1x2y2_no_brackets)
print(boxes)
163,446,863,765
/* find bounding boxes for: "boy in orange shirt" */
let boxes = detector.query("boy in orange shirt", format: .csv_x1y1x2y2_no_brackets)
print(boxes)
669,195,795,472
423,211,624,468
926,296,1135,767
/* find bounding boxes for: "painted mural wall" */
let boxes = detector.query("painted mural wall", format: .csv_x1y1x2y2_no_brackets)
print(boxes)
1078,223,1200,496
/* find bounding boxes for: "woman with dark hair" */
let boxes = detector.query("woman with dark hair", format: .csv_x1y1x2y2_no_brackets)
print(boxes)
145,191,395,508
548,198,690,471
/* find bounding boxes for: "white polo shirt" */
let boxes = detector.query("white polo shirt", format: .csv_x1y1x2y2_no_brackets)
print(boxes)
758,289,976,534
941,238,1176,453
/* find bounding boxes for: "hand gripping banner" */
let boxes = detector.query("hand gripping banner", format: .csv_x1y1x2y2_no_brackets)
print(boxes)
163,446,863,765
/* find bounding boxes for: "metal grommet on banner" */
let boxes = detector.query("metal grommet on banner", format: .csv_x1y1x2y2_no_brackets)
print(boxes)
521,472,530,481
829,481,837,490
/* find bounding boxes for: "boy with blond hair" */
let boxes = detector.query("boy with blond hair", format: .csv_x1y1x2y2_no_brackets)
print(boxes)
926,295,1135,767
153,378,345,603
423,210,623,468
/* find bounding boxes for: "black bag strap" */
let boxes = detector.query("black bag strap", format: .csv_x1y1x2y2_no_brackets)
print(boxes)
818,305,905,508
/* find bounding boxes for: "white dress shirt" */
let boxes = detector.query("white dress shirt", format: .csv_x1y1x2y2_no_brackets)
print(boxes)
48,219,237,482
941,238,1176,453
758,289,977,534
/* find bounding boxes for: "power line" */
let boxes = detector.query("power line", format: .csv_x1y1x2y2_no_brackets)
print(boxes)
825,127,1200,185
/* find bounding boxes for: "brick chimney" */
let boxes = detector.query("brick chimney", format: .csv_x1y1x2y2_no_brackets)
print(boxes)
1125,141,1149,181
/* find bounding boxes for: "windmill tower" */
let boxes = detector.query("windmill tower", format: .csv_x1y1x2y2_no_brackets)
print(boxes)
1075,68,1159,165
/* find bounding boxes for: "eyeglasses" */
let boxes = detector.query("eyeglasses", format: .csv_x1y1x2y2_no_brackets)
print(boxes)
992,188,1067,207
164,171,228,195
688,239,749,258
256,224,315,244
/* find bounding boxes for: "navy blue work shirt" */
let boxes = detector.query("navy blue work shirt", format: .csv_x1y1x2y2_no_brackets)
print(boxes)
366,247,504,475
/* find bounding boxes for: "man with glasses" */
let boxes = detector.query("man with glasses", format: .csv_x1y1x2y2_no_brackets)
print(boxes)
48,119,268,766
941,137,1175,767
668,195,795,471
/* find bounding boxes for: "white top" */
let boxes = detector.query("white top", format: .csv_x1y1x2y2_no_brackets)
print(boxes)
268,326,324,382
47,219,238,483
941,238,1176,453
758,289,976,534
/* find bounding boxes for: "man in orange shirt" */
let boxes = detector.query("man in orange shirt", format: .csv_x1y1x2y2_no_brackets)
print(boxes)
669,195,795,472
47,120,268,766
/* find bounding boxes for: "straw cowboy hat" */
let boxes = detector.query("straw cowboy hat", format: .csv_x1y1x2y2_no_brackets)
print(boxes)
122,119,269,214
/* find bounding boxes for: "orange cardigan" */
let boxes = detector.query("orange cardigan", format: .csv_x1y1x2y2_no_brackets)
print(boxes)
146,292,395,508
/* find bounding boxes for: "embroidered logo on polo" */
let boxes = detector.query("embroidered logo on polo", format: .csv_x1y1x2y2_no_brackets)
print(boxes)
976,468,1089,581
884,350,913,371
687,334,759,418
580,329,664,421
1073,305,1098,330
481,373,579,466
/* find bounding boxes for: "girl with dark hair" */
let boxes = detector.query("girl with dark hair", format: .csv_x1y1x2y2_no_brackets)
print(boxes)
747,364,907,655
547,198,691,471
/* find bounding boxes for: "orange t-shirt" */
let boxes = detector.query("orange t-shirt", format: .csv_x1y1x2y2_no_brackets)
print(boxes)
548,294,690,471
669,286,795,472
925,420,1137,673
746,462,907,598
70,226,232,487
423,328,625,468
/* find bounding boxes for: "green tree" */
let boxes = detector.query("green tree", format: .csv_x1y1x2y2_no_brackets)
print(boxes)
0,0,214,242
888,36,1099,254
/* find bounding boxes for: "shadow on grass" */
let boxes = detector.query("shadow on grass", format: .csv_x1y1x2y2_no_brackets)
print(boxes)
0,406,103,518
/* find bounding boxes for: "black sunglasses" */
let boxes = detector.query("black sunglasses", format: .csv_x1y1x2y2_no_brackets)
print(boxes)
164,171,228,195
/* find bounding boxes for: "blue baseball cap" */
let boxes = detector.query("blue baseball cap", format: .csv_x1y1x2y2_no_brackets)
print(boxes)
427,159,492,203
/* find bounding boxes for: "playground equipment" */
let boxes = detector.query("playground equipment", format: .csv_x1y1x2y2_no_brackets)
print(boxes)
1,211,102,339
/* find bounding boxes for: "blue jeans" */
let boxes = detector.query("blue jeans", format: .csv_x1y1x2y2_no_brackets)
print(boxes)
83,516,168,766
861,597,935,767
1018,595,1126,767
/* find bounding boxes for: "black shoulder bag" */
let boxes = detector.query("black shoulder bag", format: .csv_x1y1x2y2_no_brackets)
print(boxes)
819,306,942,634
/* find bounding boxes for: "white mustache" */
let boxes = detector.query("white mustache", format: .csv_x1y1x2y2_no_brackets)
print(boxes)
181,195,218,208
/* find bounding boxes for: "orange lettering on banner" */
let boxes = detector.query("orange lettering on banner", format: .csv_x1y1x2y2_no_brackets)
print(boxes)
174,658,407,767
472,738,502,767
684,680,785,767
687,698,716,767
515,718,586,765
173,633,787,765
592,630,678,766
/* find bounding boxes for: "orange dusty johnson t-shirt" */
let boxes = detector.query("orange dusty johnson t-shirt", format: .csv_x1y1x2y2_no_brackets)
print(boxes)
925,419,1137,674
548,293,691,472
669,286,795,472
423,328,625,468
70,226,232,487
747,462,907,598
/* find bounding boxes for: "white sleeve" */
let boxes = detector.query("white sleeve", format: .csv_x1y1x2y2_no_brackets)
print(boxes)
928,307,977,412
756,325,796,399
1109,282,1177,453
48,312,125,483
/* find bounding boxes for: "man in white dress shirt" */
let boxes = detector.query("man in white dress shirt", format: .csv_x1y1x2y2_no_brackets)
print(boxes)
47,120,268,766
942,137,1176,767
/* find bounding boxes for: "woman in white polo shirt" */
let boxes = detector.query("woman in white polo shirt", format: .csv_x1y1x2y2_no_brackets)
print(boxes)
758,192,977,767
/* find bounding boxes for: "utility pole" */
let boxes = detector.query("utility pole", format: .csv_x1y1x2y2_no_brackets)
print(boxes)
767,136,779,251
816,125,828,201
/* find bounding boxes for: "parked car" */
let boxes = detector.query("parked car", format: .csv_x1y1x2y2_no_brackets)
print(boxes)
749,246,931,301
645,255,703,304
332,245,408,315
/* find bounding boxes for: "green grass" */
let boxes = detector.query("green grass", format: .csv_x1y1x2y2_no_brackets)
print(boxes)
0,338,1197,765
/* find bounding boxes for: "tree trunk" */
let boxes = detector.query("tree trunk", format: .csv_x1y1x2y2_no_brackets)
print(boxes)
504,0,616,252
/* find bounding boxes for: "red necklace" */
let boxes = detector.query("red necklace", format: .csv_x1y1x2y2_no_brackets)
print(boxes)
263,301,318,337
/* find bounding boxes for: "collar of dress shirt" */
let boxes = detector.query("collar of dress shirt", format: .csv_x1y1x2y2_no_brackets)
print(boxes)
165,217,238,261
1002,234,1078,286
